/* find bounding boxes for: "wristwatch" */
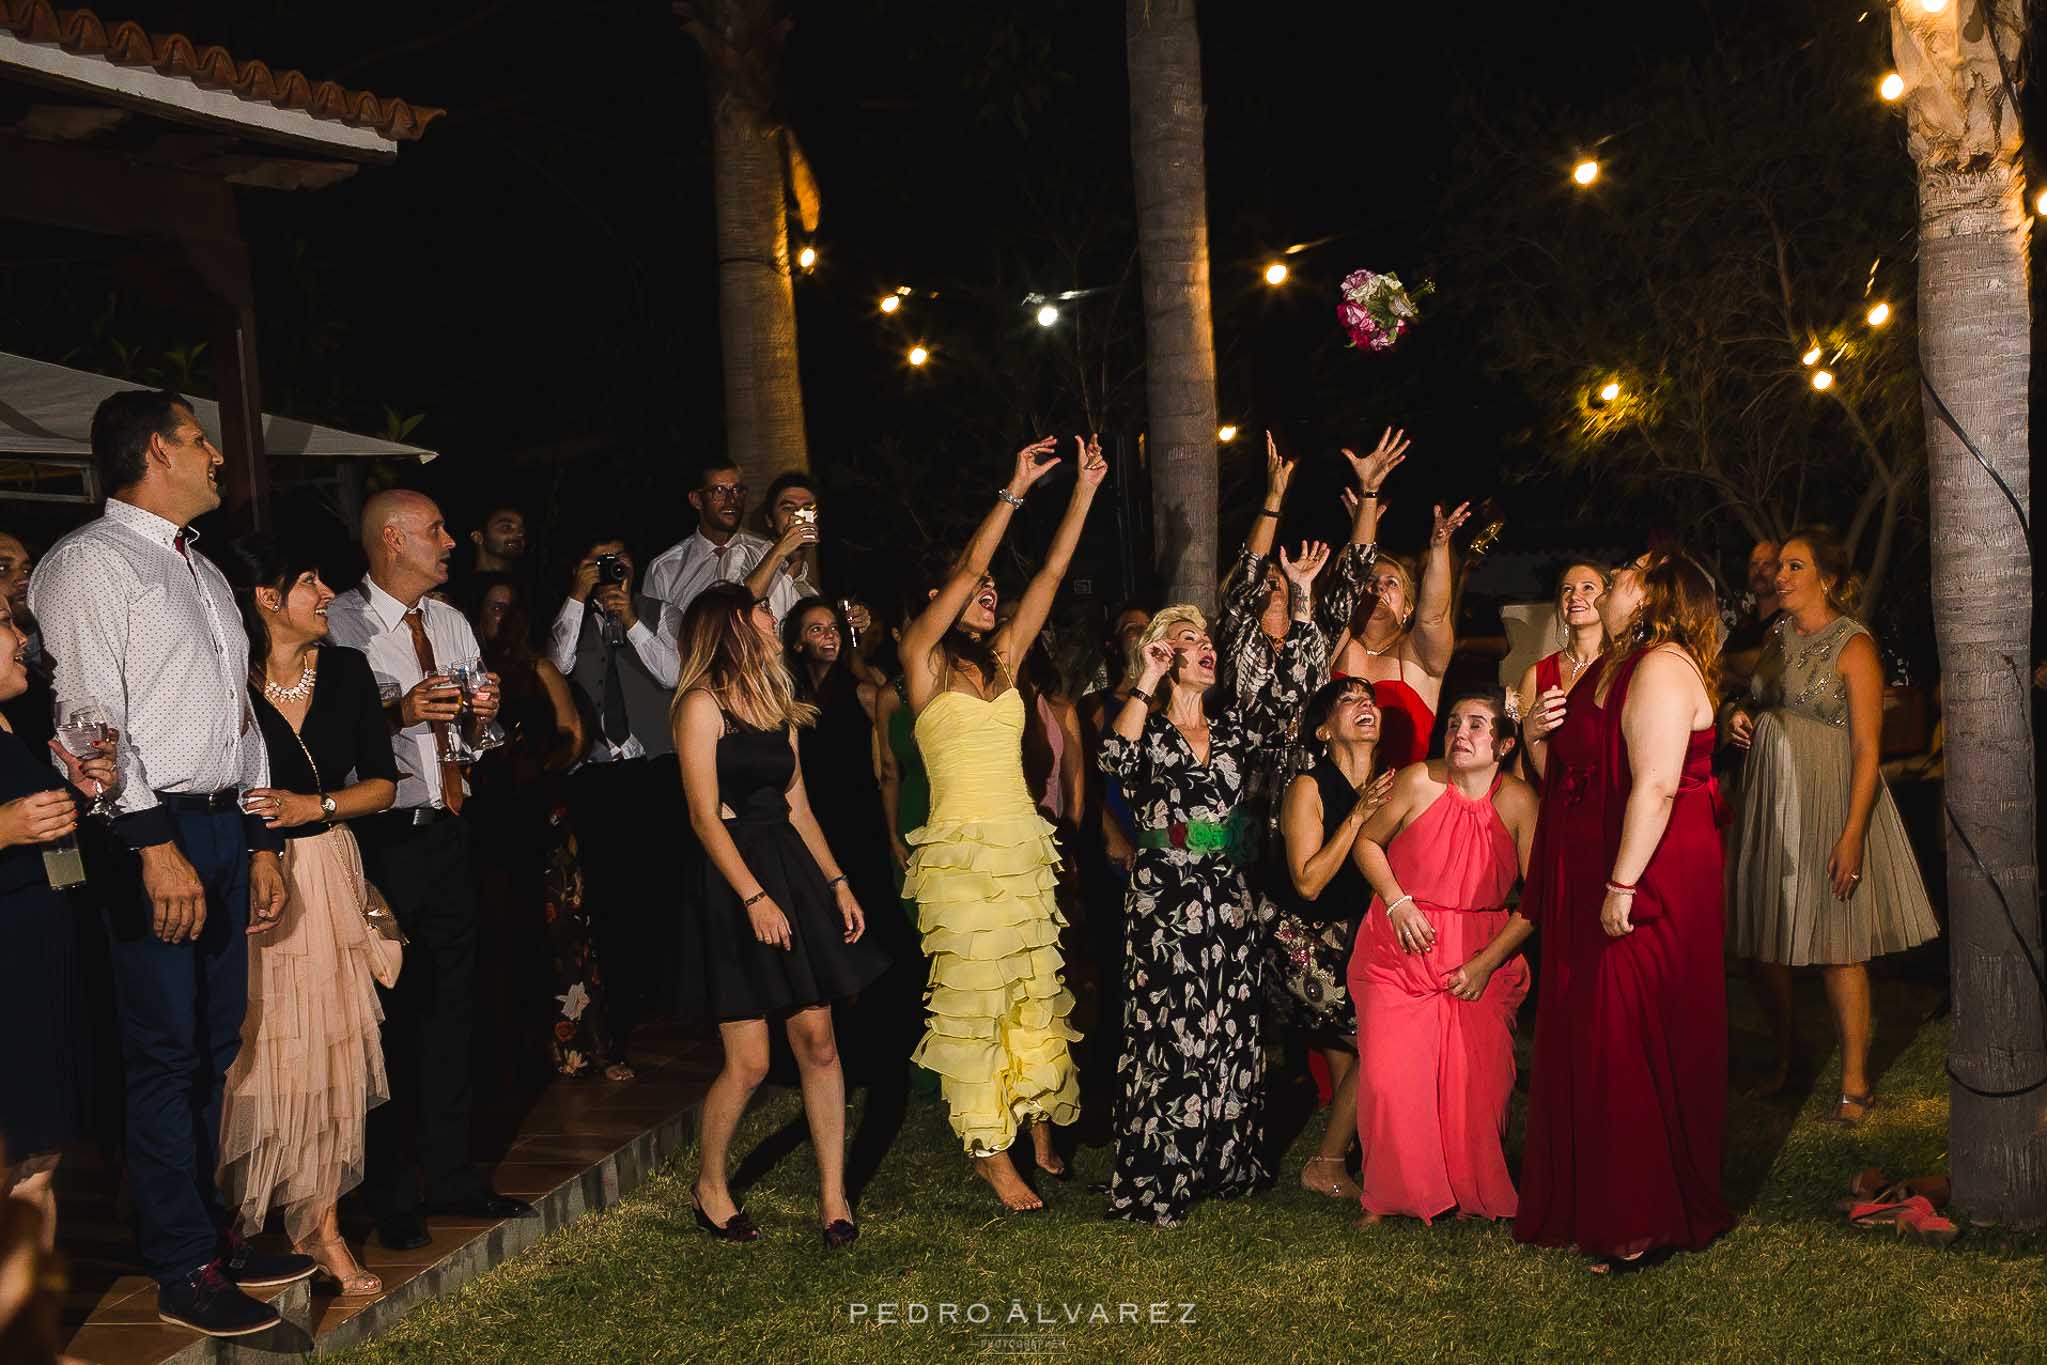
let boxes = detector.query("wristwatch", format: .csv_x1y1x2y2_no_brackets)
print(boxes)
319,794,338,820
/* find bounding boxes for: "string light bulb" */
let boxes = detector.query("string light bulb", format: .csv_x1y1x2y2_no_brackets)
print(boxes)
796,245,817,270
1598,381,1622,403
1572,159,1599,186
1801,346,1823,366
1866,301,1892,327
2034,188,2047,216
1217,424,1239,443
1878,72,1905,101
907,345,929,367
1264,262,1289,286
1919,0,1948,12
879,294,901,314
1036,304,1060,327
1811,369,1834,391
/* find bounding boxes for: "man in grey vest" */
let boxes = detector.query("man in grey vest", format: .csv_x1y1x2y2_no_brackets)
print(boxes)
546,534,683,1058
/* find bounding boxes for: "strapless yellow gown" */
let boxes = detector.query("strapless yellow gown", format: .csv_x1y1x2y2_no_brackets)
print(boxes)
905,689,1081,1154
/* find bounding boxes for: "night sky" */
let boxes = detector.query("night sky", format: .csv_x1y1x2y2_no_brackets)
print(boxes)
7,1,1875,610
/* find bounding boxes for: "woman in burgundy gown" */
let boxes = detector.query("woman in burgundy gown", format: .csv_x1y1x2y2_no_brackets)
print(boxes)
1514,551,1734,1271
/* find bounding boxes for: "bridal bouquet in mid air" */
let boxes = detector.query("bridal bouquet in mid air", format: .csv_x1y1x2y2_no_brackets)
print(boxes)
1338,268,1431,352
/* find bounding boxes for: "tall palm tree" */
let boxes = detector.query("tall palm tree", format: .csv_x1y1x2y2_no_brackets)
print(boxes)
1126,0,1219,612
679,0,817,491
1891,0,2042,1224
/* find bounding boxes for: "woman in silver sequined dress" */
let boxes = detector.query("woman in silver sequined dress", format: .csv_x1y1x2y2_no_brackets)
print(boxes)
1723,528,1938,1124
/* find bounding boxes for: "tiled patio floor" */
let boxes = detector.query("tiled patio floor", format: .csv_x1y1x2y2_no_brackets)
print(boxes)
55,1023,715,1364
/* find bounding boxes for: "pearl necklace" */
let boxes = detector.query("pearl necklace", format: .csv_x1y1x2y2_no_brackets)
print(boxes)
263,662,316,703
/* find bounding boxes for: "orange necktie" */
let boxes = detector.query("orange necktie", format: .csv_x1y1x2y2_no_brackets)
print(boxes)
403,608,464,814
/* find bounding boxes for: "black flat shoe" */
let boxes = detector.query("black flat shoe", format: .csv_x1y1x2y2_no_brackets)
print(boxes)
822,1218,858,1251
375,1213,431,1252
693,1201,761,1243
421,1193,537,1220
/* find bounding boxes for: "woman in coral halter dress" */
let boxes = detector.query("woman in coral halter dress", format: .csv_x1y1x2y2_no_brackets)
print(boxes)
900,436,1106,1212
1514,552,1736,1272
1349,692,1537,1224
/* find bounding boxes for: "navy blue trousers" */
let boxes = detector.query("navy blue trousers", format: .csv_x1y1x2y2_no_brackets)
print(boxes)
102,808,248,1284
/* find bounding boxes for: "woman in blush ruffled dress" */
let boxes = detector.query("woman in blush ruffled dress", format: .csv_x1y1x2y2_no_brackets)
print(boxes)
218,533,400,1295
900,437,1105,1212
1723,527,1938,1118
1348,692,1537,1225
1514,552,1735,1273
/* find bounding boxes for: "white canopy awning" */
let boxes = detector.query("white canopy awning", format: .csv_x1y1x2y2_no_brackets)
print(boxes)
0,349,435,463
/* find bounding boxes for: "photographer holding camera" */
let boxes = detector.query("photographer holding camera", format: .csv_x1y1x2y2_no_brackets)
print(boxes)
547,536,684,1058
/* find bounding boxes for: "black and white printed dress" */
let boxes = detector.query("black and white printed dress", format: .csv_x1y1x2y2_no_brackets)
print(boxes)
1097,624,1308,1226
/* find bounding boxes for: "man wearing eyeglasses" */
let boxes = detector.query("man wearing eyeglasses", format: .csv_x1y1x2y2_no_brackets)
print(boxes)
643,459,774,624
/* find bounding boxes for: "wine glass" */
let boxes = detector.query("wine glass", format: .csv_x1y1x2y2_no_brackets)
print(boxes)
447,657,506,754
56,704,116,820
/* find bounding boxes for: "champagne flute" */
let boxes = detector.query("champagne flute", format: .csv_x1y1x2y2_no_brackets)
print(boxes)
56,704,116,820
447,657,506,754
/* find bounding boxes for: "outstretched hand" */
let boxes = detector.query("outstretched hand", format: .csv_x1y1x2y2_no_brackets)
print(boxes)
1264,430,1296,501
1431,501,1473,548
1075,434,1109,492
1009,437,1063,493
1343,427,1409,492
1278,540,1331,593
1340,488,1390,525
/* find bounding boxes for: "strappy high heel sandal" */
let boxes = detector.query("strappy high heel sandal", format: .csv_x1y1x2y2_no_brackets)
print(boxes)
296,1238,382,1297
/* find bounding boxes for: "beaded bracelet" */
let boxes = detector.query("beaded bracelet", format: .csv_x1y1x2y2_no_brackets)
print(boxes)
1604,880,1636,897
1384,894,1415,917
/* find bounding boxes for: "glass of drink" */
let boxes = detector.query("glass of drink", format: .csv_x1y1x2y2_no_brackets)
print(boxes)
447,657,505,754
55,704,116,820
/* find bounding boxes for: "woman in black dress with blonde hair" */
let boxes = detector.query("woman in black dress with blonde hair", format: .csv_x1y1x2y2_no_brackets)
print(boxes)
673,583,888,1249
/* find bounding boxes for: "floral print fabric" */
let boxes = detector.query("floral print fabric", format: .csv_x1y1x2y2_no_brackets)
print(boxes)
1097,623,1307,1225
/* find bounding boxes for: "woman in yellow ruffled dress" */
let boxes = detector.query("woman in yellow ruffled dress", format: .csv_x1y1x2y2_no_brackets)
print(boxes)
900,435,1107,1211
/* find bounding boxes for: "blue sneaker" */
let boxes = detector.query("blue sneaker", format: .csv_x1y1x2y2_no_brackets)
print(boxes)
157,1261,280,1337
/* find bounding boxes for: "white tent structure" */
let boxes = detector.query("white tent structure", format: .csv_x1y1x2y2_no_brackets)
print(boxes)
0,350,434,503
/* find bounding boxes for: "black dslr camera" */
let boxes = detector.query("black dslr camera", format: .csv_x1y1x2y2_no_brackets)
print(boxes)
594,554,628,588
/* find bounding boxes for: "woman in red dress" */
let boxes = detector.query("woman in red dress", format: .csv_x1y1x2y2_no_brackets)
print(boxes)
1514,551,1735,1272
1329,494,1470,771
1514,563,1608,782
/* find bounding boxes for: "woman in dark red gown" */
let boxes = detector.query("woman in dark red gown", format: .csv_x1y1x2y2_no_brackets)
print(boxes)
1514,552,1735,1271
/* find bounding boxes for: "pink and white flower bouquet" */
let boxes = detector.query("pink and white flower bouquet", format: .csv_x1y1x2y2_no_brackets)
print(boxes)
1338,269,1431,352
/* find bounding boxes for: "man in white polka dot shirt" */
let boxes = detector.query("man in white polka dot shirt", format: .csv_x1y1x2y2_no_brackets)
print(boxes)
32,389,308,1336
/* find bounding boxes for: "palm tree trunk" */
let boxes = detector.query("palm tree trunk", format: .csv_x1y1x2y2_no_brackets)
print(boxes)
687,0,809,493
1895,0,2044,1226
1126,0,1219,612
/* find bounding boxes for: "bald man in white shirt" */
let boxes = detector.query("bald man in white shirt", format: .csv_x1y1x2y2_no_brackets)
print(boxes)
326,489,536,1249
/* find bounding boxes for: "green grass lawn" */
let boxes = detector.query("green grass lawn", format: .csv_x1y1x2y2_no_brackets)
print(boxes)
339,975,2046,1363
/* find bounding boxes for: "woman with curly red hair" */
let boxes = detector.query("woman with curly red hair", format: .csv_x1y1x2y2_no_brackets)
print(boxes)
1514,551,1736,1273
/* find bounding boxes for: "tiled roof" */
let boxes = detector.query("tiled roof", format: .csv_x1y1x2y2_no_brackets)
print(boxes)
2,1,445,141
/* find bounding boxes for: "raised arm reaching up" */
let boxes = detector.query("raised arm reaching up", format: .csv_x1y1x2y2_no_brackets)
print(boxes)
1410,501,1471,678
900,437,1061,709
989,435,1109,670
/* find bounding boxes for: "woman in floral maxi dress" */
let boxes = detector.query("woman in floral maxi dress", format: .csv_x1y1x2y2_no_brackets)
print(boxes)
1098,550,1322,1226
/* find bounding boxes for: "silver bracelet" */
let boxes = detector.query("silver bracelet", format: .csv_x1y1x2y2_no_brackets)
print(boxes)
1384,893,1415,917
995,488,1024,509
